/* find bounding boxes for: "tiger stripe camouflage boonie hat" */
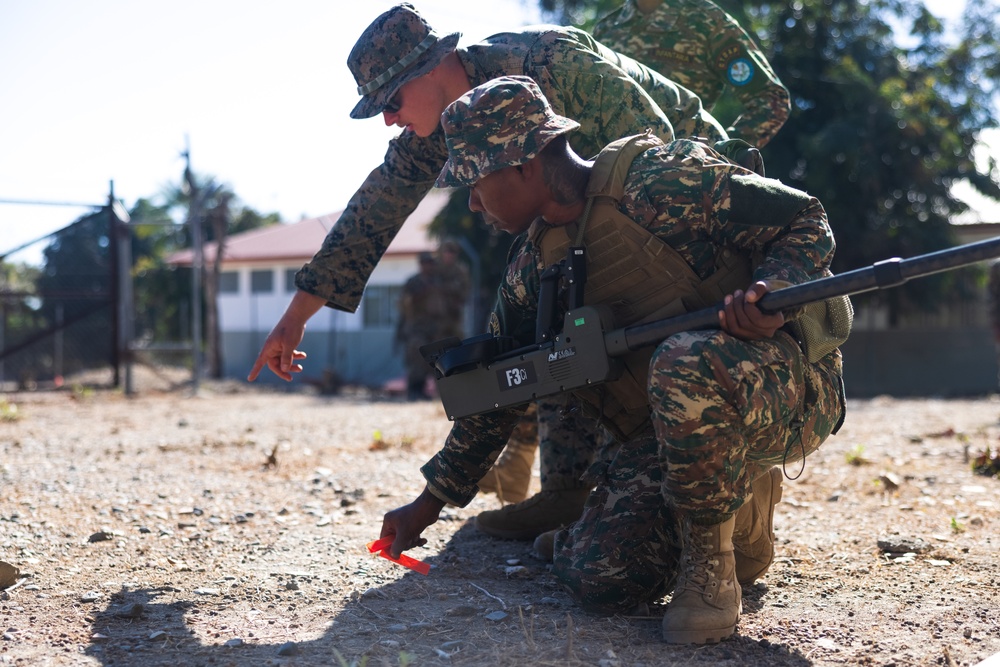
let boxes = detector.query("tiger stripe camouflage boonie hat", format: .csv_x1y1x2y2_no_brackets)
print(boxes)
348,3,461,120
436,76,580,188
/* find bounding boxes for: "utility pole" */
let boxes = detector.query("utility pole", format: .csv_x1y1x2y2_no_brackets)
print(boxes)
182,137,203,394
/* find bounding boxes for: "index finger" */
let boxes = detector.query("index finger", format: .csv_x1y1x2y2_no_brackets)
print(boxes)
247,355,267,382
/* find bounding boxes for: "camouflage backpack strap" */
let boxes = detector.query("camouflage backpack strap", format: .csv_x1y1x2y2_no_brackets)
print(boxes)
586,129,665,201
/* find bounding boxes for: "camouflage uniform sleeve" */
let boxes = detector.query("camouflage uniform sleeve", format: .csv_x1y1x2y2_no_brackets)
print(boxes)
293,128,449,312
420,408,527,507
630,141,833,288
523,29,727,156
704,7,790,147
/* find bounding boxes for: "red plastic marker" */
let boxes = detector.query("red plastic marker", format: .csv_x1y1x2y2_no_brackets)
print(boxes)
366,537,431,576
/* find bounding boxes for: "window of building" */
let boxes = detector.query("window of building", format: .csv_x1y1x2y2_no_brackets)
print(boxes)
250,269,274,294
362,284,403,328
219,271,239,294
285,268,298,293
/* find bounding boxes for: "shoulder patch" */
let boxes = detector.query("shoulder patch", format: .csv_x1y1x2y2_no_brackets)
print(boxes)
727,58,755,86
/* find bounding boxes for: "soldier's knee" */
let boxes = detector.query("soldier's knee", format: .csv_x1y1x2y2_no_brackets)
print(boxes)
552,559,669,614
552,561,636,613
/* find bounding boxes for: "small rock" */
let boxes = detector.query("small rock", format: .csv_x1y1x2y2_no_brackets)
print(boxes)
113,603,145,619
0,562,19,589
878,473,901,492
361,587,386,600
485,611,508,622
503,565,530,578
380,639,401,649
193,588,220,596
88,532,113,543
446,605,477,617
877,535,930,554
225,638,244,647
276,642,299,656
149,631,168,641
81,591,102,603
387,624,407,633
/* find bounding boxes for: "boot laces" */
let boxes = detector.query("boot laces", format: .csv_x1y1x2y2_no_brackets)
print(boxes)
677,528,720,596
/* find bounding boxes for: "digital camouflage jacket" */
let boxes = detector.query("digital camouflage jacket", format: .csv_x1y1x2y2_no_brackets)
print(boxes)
294,26,727,314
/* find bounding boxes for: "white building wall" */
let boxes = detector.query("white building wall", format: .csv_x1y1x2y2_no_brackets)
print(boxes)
217,256,420,336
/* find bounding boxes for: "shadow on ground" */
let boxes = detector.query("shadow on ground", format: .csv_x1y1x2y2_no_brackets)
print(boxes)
83,522,812,667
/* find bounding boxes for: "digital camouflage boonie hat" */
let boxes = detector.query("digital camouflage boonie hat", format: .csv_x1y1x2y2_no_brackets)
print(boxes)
348,3,461,119
436,76,580,188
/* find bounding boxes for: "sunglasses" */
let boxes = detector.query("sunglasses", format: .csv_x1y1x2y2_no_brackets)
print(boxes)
383,92,402,114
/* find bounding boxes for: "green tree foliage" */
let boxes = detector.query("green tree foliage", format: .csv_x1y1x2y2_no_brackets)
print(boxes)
0,260,43,383
531,0,1000,320
34,208,116,373
140,172,279,375
129,197,190,345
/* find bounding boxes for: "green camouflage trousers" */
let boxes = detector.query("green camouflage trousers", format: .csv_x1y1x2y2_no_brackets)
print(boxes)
553,329,844,612
502,395,601,492
536,394,601,490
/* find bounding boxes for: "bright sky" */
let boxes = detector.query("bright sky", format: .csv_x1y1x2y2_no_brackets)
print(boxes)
0,0,993,267
0,0,543,264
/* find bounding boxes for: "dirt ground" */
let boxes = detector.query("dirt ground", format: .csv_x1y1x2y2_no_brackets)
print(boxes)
1,368,999,667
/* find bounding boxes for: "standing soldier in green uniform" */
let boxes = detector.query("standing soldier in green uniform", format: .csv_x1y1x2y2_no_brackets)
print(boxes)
595,0,791,148
379,75,848,645
433,240,470,341
247,3,739,539
395,252,447,400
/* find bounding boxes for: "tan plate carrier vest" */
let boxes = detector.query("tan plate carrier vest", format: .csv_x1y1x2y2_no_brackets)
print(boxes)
526,132,754,441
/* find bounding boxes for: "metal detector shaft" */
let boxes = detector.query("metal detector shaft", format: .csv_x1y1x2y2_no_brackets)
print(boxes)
606,236,1000,356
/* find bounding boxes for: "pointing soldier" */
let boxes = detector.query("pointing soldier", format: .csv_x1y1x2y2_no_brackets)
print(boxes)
247,3,738,538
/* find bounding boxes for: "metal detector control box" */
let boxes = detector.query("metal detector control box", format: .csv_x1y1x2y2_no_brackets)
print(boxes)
430,306,622,421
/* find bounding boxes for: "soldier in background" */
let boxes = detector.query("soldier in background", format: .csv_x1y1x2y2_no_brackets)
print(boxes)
434,240,471,340
396,252,447,400
594,0,791,148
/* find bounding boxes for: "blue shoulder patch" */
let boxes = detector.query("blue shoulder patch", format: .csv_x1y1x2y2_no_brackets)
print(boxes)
727,58,755,86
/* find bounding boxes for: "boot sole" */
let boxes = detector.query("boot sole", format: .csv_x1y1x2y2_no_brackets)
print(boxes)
662,625,736,645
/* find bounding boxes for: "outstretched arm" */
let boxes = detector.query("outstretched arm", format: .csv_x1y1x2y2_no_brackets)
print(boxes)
247,290,326,382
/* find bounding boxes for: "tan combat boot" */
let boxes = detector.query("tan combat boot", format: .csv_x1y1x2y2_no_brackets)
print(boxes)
662,516,741,644
733,467,783,585
476,439,538,504
474,488,589,540
532,528,559,562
